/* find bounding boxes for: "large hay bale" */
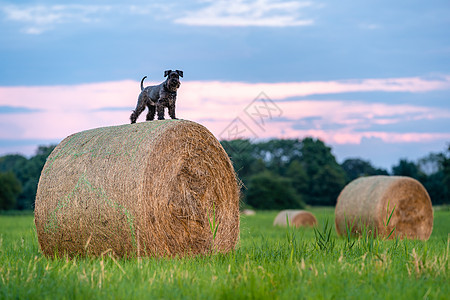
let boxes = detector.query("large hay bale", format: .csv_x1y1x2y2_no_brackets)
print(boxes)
34,120,240,257
273,210,318,227
335,176,433,240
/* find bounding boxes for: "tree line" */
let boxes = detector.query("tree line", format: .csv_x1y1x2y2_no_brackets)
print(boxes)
0,139,449,210
220,138,450,209
0,145,55,210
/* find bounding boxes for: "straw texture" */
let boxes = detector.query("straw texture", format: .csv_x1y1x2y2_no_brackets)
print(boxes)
335,176,433,240
34,120,240,257
273,210,318,227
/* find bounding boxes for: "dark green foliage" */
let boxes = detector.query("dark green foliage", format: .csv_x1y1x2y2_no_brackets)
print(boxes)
341,158,389,182
392,158,424,179
246,171,304,209
0,172,22,210
220,139,257,184
252,139,302,175
0,145,56,210
286,160,308,195
222,137,347,207
17,178,39,210
299,138,346,205
308,164,346,205
0,154,28,173
223,138,449,207
388,150,450,205
0,138,448,211
443,145,450,203
416,147,450,205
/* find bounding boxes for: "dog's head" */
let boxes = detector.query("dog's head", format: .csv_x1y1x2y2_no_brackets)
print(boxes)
164,70,183,92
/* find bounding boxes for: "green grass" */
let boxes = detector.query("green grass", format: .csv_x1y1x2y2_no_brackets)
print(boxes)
0,207,449,299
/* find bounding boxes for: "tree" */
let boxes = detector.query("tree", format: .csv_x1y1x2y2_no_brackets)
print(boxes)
341,158,389,182
286,159,308,196
0,144,56,210
309,164,346,205
443,145,450,204
418,153,444,175
221,139,257,184
391,150,450,205
222,137,347,207
0,172,22,210
246,171,304,210
252,139,302,175
299,138,346,205
0,154,28,173
392,159,424,180
419,146,450,205
16,145,56,209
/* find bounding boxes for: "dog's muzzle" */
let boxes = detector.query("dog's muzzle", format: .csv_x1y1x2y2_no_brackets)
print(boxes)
168,78,180,90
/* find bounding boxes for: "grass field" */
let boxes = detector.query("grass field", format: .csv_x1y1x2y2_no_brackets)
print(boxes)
0,207,448,299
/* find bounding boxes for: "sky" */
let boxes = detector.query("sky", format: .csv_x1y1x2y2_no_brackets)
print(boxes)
0,0,449,170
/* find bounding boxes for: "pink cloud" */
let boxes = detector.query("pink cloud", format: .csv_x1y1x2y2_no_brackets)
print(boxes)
0,75,449,148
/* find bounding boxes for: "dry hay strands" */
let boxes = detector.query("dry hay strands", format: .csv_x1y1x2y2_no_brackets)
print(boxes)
273,210,318,227
335,175,433,240
34,119,240,258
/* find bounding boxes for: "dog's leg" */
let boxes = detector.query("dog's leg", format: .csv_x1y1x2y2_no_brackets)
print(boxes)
146,105,156,121
168,104,177,119
156,104,165,120
130,95,146,124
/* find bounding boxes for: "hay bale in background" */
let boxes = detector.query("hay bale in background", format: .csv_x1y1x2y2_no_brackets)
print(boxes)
335,176,433,240
34,120,240,257
273,210,317,227
241,209,256,216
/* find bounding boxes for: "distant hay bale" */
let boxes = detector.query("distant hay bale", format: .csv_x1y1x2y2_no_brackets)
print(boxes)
34,120,240,257
241,209,256,216
335,176,433,240
273,210,318,227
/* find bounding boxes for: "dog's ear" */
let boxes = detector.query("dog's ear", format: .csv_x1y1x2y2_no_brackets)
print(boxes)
164,70,172,77
176,70,183,78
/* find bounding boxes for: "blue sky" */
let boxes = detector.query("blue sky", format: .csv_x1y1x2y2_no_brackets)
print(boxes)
0,0,449,170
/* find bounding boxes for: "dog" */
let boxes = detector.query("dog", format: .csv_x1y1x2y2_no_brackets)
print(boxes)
130,70,183,123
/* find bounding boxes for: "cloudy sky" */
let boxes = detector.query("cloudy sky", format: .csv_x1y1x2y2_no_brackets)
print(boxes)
0,0,449,170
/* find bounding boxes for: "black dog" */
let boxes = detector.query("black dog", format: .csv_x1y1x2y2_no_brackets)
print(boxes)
130,70,183,123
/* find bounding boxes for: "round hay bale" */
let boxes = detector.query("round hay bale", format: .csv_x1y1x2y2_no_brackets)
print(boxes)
34,120,240,257
241,209,256,216
335,176,433,240
273,210,318,227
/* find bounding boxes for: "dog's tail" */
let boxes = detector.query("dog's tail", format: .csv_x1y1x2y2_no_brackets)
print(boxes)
140,76,147,91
